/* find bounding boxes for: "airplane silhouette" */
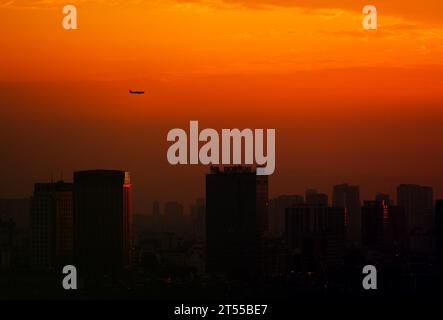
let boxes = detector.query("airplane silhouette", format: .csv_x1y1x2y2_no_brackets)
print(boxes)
129,90,144,94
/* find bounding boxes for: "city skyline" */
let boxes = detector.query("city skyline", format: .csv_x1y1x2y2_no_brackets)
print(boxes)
1,164,442,298
0,167,441,214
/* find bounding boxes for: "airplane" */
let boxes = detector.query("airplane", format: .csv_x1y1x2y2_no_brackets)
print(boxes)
129,90,145,94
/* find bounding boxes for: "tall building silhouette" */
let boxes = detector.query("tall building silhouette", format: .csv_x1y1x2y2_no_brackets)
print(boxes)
436,200,443,272
151,200,161,231
206,166,268,277
165,201,183,218
332,184,361,245
0,198,30,269
387,205,407,250
375,193,391,204
164,201,184,234
31,181,73,270
397,184,433,232
375,193,391,224
305,189,328,206
285,204,345,271
74,170,131,283
268,195,304,238
0,198,30,230
361,196,409,253
190,198,205,241
361,201,384,249
0,218,18,269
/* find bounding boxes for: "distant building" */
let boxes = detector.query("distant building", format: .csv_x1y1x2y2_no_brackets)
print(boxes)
165,201,183,218
263,238,288,276
190,198,205,241
206,166,268,277
0,198,30,269
74,170,131,282
375,194,391,224
148,200,162,232
397,184,433,232
361,201,384,249
333,184,361,245
285,204,345,271
132,214,151,238
375,193,391,204
268,195,304,238
0,218,15,269
386,205,408,251
0,198,31,230
31,181,73,270
436,200,443,272
187,243,205,274
164,201,184,234
362,198,408,253
305,189,328,206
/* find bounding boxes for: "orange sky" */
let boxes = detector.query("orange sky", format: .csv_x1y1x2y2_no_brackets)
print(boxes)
1,0,443,80
0,1,443,212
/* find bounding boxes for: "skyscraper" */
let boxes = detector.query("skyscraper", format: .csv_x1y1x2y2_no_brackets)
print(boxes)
333,184,361,244
190,198,205,241
164,201,183,218
0,218,16,269
205,166,268,277
268,195,304,238
375,194,391,225
387,205,407,251
0,198,31,269
305,189,328,206
74,170,131,282
0,198,30,230
31,181,73,270
361,196,408,253
285,204,345,271
151,200,161,231
397,184,433,232
361,201,384,249
375,193,391,204
436,200,443,272
164,201,184,234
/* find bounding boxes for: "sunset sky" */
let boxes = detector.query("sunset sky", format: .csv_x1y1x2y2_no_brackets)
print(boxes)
1,0,443,212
